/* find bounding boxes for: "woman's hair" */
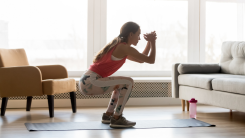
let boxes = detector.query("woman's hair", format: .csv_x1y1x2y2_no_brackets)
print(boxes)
93,21,140,63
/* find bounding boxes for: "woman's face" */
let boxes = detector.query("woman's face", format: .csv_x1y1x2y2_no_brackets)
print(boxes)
129,28,141,46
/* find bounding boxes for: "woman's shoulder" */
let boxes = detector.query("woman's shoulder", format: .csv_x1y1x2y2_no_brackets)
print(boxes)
112,42,130,57
116,42,130,50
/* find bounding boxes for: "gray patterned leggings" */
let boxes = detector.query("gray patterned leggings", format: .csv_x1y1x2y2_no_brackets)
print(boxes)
79,70,134,115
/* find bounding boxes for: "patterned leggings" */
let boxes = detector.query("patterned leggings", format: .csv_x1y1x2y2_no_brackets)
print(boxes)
79,70,134,116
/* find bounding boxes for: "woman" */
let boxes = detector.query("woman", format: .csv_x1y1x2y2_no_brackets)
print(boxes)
79,21,156,128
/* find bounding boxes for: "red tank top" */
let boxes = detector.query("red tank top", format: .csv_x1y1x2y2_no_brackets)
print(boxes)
88,43,127,78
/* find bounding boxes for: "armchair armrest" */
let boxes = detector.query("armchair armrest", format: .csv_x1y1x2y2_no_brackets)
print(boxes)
0,66,43,97
36,65,68,80
177,63,221,74
172,63,180,98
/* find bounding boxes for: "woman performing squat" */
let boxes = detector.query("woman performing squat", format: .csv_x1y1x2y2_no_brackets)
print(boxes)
79,21,156,128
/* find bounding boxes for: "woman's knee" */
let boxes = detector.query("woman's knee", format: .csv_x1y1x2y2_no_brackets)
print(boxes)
123,77,134,89
129,77,134,88
124,77,134,85
113,85,120,90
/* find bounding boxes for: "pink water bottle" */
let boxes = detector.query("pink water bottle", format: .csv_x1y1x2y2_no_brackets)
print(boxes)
189,98,198,118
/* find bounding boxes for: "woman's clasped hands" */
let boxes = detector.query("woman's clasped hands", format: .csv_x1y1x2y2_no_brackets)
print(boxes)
143,31,157,42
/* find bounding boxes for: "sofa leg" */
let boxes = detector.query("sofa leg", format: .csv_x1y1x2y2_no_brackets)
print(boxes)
47,95,54,118
70,92,77,113
1,97,8,116
26,96,33,111
181,99,185,111
186,100,189,111
230,109,232,116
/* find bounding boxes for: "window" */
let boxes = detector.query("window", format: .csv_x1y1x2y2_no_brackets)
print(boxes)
201,0,245,63
243,3,245,40
0,0,87,71
1,0,244,77
107,0,188,71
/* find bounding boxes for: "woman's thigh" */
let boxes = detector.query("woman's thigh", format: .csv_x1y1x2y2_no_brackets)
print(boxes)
89,74,133,89
80,72,134,95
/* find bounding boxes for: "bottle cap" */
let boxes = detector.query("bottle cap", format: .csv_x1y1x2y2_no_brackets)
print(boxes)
189,98,197,103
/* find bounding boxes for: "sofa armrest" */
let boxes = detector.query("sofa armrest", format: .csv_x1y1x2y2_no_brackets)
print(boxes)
172,63,180,98
177,63,220,74
0,66,43,97
36,65,68,80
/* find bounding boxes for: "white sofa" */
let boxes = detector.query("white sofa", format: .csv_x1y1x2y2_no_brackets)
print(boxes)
172,41,245,112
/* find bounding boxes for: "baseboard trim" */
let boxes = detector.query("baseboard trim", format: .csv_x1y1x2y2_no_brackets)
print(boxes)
1,97,181,108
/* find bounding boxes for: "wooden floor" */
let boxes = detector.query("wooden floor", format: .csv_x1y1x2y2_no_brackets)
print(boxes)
1,105,245,138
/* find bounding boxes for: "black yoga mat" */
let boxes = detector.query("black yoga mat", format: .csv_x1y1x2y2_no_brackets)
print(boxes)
25,119,215,131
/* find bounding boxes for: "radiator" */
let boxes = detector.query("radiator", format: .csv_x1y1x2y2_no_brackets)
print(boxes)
0,82,172,100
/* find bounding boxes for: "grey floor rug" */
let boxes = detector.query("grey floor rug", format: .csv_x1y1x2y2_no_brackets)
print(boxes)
25,119,215,131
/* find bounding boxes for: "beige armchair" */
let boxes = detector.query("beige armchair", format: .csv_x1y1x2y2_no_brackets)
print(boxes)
0,48,77,118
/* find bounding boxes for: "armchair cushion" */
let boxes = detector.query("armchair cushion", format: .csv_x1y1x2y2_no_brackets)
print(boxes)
177,64,221,74
0,66,42,97
0,48,29,67
42,78,76,95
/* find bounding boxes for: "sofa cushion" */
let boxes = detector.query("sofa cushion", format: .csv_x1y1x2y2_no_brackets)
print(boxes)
178,74,245,90
178,64,220,74
212,78,245,95
220,41,245,75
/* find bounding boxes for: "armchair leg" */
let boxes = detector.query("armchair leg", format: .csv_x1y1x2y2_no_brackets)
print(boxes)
1,97,8,116
26,96,33,111
181,99,185,111
70,92,77,113
47,95,54,118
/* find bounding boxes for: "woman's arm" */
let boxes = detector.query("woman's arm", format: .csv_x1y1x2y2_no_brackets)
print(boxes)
142,41,151,56
126,42,155,64
127,55,144,63
126,32,156,63
125,35,156,64
127,42,151,63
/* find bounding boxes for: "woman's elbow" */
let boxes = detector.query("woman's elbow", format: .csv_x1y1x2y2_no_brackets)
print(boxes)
145,59,155,64
148,58,155,64
150,60,155,64
146,61,155,64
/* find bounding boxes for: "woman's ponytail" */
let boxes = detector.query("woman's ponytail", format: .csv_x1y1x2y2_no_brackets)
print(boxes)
93,37,121,63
